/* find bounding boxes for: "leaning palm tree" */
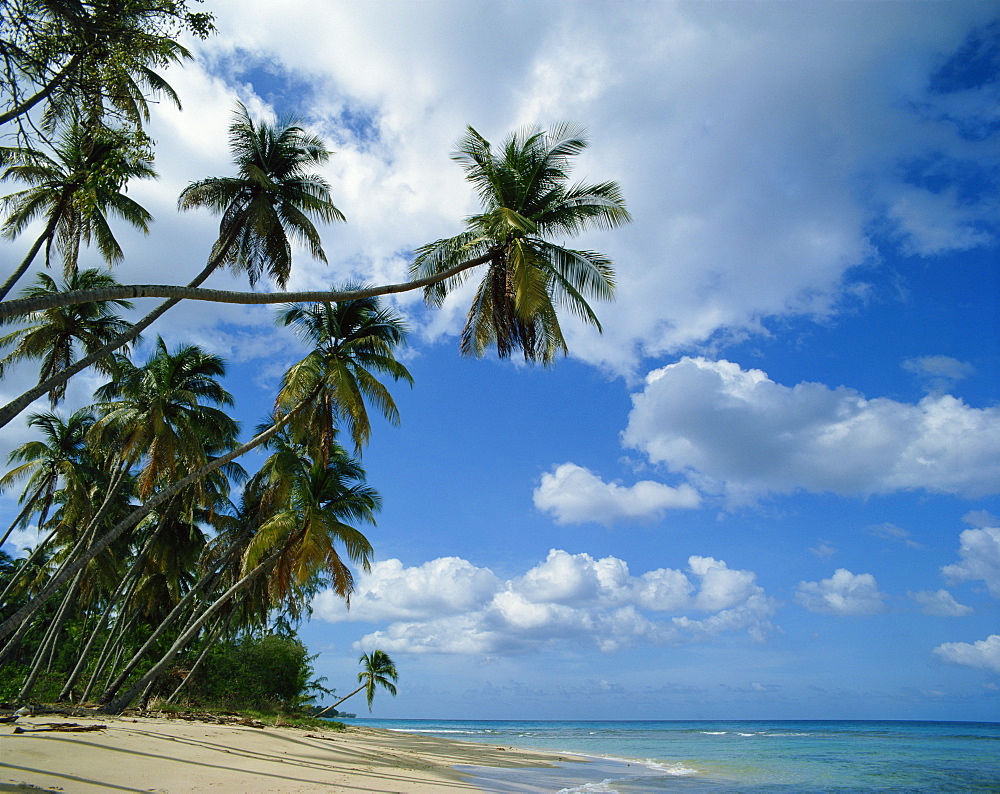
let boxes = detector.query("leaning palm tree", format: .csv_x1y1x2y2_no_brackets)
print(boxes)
0,121,156,298
179,102,345,288
410,123,630,363
0,269,137,404
0,102,344,430
276,292,413,454
0,407,95,549
315,650,398,717
243,443,378,605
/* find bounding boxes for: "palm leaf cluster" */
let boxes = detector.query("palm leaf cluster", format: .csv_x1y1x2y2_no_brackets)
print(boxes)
412,123,630,363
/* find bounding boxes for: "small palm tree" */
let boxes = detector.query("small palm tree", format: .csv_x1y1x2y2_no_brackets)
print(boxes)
178,102,345,288
316,650,398,717
0,269,137,404
411,123,630,363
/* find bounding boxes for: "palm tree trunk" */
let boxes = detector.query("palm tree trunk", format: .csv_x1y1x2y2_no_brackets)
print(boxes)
0,521,55,604
0,390,316,643
314,684,366,718
100,548,285,714
0,498,42,549
0,197,67,301
58,598,109,700
97,524,247,704
163,614,228,705
0,52,83,126
0,614,33,666
0,222,247,429
18,568,82,699
0,250,497,324
57,511,170,700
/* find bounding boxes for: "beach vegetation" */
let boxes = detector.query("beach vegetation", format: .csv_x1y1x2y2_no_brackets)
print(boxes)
0,0,628,715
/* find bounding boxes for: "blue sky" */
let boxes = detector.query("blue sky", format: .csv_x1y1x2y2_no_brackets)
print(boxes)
1,1,998,721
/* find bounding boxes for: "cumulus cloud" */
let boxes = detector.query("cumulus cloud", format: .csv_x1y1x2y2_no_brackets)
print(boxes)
909,589,973,617
1,2,989,378
621,357,1000,500
533,463,700,525
933,635,1000,674
313,549,777,655
795,569,887,616
942,527,1000,598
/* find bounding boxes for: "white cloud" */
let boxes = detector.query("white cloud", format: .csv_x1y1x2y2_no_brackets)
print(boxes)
0,525,48,558
902,355,975,383
313,549,776,655
795,569,887,616
933,635,1000,674
909,589,973,617
942,527,1000,598
312,557,501,623
621,357,1000,500
533,463,700,525
1,1,987,376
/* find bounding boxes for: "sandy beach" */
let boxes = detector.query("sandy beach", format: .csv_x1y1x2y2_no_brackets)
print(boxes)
0,714,571,792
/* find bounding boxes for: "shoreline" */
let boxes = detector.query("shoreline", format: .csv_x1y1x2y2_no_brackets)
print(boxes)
0,714,578,792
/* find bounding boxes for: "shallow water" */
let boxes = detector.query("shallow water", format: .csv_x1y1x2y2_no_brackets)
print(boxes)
346,718,1000,792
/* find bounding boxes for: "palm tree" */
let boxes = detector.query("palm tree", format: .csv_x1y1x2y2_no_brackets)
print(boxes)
0,269,137,404
0,102,343,430
0,0,209,131
0,121,156,298
410,123,630,363
90,337,239,499
243,443,378,604
315,650,398,717
0,293,409,655
0,407,95,549
276,292,413,454
178,102,345,288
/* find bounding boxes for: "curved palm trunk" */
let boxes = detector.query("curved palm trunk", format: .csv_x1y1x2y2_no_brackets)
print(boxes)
59,510,172,700
0,251,498,321
314,684,366,718
100,547,284,714
0,390,316,643
0,52,83,127
58,598,110,700
0,614,33,666
0,250,495,431
18,568,82,699
0,195,70,301
0,223,249,429
0,498,42,550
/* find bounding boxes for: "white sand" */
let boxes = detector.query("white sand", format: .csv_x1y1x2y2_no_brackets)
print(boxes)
0,714,573,792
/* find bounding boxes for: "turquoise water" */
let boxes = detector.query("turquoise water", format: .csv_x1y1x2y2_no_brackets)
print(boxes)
346,719,1000,792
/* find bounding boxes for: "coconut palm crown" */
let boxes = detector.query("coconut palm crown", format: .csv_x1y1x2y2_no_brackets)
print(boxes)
178,103,345,288
410,123,630,363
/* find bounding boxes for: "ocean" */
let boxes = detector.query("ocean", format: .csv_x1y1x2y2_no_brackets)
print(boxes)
346,719,1000,792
